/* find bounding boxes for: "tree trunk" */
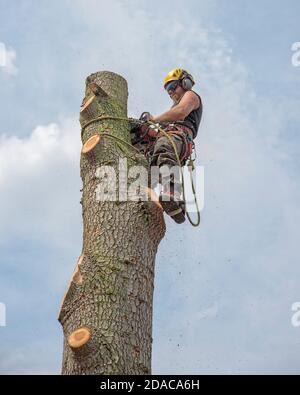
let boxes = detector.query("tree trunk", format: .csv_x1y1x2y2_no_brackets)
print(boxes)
58,71,166,375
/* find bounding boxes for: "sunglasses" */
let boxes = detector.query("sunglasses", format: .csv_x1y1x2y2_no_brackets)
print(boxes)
165,80,179,93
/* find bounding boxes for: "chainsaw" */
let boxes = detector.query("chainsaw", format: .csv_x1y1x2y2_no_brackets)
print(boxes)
130,112,160,145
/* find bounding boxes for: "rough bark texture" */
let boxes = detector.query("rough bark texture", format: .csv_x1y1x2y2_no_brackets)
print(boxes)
58,71,166,375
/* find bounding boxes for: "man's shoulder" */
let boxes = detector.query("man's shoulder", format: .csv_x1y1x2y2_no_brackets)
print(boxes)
183,90,201,109
191,90,201,104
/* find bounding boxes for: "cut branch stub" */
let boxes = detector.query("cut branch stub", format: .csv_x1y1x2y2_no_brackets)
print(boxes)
80,94,95,113
72,267,83,285
81,134,101,154
80,94,99,121
57,254,84,322
68,327,91,349
88,82,109,98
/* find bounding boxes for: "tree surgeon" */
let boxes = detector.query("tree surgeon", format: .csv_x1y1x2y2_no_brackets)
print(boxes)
131,68,203,224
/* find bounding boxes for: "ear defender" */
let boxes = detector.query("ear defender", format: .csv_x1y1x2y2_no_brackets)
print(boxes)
180,70,195,90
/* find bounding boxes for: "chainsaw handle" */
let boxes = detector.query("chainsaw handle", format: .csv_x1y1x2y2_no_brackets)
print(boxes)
139,112,152,122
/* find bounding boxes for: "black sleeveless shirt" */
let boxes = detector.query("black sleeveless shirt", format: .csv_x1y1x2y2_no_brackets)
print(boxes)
177,91,202,138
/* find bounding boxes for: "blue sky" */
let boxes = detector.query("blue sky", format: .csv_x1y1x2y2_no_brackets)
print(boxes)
0,0,300,374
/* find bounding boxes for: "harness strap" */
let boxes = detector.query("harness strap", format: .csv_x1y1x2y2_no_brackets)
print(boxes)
168,207,184,217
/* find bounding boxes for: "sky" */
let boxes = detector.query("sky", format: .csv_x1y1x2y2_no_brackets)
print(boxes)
0,0,300,374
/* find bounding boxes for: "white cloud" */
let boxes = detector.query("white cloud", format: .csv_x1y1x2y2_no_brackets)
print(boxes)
0,118,82,249
0,42,18,75
0,121,79,185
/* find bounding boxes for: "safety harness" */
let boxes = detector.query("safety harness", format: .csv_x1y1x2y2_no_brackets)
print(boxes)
131,122,193,164
81,115,201,227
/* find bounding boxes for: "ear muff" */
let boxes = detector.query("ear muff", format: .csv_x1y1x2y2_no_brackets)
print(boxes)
180,70,194,90
181,78,194,90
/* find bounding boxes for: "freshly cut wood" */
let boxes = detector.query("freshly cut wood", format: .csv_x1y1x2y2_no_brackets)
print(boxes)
81,134,101,154
57,254,84,321
68,327,91,349
80,94,95,113
72,254,83,285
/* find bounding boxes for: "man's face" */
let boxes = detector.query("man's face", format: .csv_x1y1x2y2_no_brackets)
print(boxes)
166,81,185,103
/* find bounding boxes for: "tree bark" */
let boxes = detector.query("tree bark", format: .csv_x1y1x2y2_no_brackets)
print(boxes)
58,71,166,375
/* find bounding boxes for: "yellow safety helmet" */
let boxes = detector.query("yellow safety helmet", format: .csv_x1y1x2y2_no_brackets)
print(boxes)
163,68,195,90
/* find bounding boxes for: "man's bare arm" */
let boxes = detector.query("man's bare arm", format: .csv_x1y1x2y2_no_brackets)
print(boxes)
151,91,200,123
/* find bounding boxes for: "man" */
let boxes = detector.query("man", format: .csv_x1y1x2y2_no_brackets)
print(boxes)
135,68,203,224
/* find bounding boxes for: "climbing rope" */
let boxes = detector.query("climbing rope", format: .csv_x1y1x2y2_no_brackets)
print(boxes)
81,115,201,227
81,115,146,163
81,115,137,134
